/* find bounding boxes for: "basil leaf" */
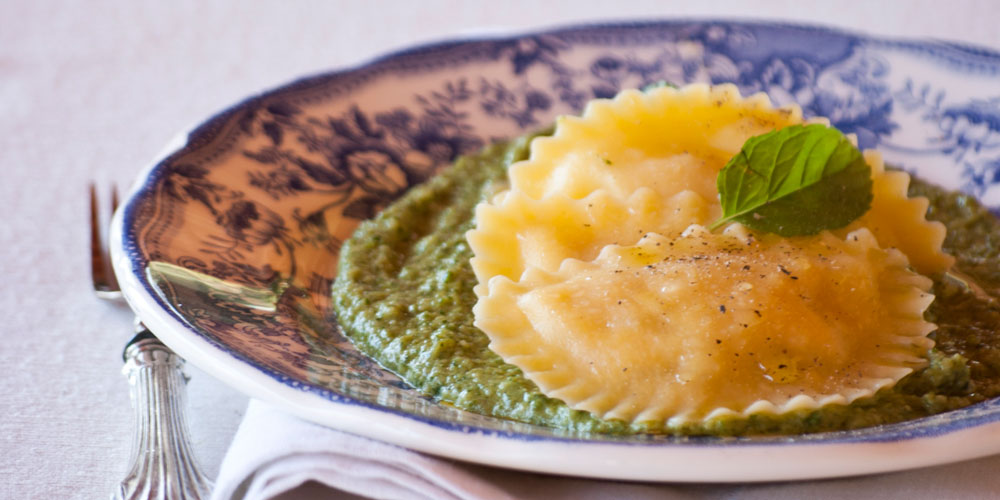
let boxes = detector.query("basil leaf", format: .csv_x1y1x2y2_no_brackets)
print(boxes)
709,124,873,237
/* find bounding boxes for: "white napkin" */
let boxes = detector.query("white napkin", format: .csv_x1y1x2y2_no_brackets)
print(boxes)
209,400,513,500
210,400,706,500
212,400,1000,500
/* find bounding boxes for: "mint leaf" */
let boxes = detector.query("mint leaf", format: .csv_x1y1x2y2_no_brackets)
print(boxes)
709,124,873,237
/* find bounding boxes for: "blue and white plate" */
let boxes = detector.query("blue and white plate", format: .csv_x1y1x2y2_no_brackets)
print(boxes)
111,20,1000,482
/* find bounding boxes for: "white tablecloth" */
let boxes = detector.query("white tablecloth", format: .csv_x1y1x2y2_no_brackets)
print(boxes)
3,1,998,498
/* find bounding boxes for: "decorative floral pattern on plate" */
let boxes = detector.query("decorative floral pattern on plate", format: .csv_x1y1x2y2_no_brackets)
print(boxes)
116,20,1000,480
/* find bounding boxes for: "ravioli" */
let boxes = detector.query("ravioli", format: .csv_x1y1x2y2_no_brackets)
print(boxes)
468,187,711,288
842,151,954,275
475,225,935,424
467,84,951,426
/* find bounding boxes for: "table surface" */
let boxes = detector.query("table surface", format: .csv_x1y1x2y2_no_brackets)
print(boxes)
3,1,1000,498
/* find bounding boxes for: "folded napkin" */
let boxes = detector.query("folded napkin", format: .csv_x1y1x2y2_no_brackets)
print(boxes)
211,400,707,500
212,400,1000,500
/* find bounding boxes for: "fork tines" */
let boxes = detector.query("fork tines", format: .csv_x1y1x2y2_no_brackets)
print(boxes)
90,183,122,298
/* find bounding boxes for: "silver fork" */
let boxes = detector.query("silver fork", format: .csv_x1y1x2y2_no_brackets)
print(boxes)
90,184,213,500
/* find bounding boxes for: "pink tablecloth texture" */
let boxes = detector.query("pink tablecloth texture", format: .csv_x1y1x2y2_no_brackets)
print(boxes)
4,1,1000,499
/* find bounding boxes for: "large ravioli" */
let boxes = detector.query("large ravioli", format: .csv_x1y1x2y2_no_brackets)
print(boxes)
467,84,951,426
475,226,935,423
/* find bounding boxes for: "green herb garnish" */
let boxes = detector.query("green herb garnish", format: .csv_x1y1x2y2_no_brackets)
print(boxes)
642,80,678,92
708,124,873,236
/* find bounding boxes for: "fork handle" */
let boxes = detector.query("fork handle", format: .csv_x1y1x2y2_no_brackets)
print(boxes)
114,330,213,500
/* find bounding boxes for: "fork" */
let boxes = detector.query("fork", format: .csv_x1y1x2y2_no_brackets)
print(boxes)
91,184,213,500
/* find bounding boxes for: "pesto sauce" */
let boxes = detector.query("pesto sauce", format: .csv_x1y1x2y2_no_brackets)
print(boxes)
331,135,1000,436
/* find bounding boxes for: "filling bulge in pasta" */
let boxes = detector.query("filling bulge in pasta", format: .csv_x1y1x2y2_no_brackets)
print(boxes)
475,226,935,424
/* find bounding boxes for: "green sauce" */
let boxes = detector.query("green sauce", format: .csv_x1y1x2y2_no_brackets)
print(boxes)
331,134,1000,436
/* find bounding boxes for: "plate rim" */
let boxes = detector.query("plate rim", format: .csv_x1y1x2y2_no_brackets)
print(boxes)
112,17,1000,482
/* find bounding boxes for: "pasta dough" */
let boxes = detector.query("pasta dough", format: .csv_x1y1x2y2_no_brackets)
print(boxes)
467,83,949,426
475,226,935,423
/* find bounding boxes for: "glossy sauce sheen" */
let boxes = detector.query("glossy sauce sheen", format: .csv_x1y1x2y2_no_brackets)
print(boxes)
331,134,1000,436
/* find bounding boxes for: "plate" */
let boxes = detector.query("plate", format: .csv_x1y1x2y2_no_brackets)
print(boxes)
111,20,1000,482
